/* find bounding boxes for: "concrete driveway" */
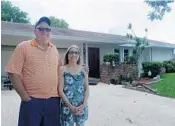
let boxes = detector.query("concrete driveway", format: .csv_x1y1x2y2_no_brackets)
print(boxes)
1,83,175,126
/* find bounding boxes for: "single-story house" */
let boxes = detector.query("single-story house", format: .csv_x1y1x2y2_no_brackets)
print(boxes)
1,21,175,78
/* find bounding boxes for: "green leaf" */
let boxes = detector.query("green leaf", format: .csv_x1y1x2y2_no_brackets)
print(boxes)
1,0,30,23
145,0,174,21
49,16,69,28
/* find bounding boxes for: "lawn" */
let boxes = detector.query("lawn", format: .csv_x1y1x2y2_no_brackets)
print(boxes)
151,73,175,98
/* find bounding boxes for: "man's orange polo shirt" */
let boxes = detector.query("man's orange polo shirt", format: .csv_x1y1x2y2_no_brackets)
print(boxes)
5,39,62,98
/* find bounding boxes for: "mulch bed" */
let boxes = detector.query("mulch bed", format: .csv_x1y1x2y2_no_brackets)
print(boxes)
123,77,158,94
136,77,154,85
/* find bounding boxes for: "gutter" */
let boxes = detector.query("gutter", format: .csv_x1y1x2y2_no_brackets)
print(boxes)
1,30,136,45
119,42,175,49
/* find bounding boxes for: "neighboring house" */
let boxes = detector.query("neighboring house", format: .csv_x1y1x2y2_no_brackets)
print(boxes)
1,21,175,78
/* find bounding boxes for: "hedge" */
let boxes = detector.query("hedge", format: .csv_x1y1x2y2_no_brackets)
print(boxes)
163,60,175,73
142,62,163,77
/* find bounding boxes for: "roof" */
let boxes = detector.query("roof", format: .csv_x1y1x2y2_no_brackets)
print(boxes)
1,21,175,48
1,21,127,44
148,39,175,48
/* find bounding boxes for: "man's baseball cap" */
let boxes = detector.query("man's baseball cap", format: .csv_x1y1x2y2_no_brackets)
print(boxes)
35,16,51,28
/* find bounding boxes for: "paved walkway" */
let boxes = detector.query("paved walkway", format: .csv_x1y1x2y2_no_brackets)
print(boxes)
1,83,175,126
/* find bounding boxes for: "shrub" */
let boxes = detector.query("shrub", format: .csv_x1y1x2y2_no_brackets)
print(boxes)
110,77,119,85
103,53,119,64
118,75,133,84
142,62,163,77
124,56,136,64
163,60,175,73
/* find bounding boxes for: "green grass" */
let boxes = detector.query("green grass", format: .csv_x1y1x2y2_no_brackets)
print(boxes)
151,73,175,98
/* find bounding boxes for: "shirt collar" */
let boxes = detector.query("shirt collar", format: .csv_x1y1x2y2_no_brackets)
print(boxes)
31,39,53,47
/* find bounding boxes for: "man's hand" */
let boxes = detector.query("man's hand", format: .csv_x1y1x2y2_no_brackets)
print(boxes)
21,95,31,101
83,65,89,74
8,73,31,102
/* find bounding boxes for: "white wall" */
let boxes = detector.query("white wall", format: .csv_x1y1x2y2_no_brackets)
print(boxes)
141,48,151,62
152,48,173,62
140,47,173,62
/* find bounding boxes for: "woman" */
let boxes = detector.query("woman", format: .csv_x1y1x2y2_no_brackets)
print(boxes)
59,45,89,126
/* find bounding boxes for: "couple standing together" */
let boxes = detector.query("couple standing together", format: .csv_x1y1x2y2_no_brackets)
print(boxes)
5,17,89,126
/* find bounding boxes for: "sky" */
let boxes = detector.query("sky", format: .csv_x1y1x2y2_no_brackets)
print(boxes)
9,0,175,44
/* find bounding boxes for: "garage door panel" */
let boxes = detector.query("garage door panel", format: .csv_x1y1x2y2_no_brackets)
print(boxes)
1,47,67,75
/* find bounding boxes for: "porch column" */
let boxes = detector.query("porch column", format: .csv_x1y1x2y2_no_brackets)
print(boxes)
119,47,124,62
129,48,133,56
83,43,88,66
150,48,152,62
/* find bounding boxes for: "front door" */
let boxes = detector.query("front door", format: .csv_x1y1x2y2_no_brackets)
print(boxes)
88,47,100,78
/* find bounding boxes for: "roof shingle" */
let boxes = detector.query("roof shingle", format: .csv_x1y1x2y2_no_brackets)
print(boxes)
1,21,175,47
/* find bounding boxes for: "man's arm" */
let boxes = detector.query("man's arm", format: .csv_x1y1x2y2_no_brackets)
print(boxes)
82,64,89,74
5,42,30,101
57,50,62,95
8,73,31,101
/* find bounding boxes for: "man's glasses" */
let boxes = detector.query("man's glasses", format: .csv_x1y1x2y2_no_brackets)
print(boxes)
36,27,51,32
68,51,80,56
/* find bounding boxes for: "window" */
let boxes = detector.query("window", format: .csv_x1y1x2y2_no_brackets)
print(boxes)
114,49,119,54
124,49,129,57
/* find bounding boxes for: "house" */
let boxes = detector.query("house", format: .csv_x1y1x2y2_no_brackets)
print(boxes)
1,21,175,78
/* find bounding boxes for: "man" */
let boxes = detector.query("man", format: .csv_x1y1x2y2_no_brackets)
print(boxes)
5,17,65,126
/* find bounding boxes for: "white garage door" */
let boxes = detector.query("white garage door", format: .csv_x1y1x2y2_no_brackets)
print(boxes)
1,46,15,76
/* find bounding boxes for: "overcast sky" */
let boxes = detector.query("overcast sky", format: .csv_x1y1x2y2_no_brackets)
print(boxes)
9,0,175,44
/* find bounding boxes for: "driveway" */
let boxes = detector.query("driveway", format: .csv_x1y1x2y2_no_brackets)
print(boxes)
2,83,175,126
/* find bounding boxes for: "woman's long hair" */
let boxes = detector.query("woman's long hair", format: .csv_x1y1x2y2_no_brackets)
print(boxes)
64,45,81,65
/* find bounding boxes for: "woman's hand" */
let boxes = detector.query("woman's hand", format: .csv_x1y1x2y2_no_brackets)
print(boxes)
70,105,78,114
70,104,85,116
70,105,83,115
77,104,85,111
76,104,86,115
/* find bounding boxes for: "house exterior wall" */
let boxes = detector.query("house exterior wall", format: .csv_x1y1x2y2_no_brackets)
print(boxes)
141,48,151,62
141,47,173,62
151,47,173,62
